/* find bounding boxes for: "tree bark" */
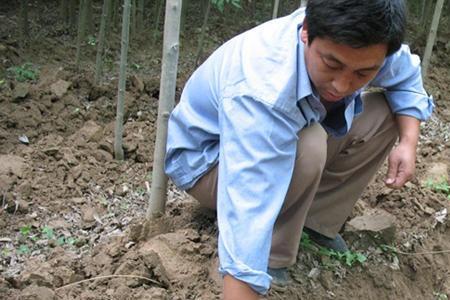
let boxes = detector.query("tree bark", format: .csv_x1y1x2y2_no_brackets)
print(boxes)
422,0,444,78
20,0,29,43
195,0,211,66
272,0,280,19
147,0,182,219
152,0,165,45
95,0,113,84
75,0,88,68
114,0,132,160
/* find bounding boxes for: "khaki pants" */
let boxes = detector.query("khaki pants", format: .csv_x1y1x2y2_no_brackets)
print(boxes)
187,92,398,268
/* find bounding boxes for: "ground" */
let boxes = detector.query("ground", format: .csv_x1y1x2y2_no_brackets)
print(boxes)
1,1,450,300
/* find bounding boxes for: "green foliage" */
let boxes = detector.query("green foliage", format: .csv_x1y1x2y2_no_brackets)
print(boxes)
41,226,54,239
211,0,241,12
426,178,450,199
434,292,448,300
16,225,77,256
300,232,367,268
7,63,39,82
87,35,97,46
20,225,32,236
17,244,30,255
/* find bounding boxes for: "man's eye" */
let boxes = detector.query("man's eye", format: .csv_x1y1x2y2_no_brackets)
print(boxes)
323,58,341,70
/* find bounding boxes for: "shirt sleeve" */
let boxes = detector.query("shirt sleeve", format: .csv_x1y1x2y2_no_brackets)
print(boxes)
216,95,299,294
370,44,434,121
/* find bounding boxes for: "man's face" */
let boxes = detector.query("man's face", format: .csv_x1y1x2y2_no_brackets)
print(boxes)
301,26,388,103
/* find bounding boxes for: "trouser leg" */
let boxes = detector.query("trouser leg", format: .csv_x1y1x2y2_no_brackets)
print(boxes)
304,92,399,238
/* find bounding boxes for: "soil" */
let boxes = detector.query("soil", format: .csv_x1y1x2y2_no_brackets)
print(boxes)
1,1,450,300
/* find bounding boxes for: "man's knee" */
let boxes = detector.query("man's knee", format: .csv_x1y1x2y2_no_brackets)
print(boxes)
296,123,328,177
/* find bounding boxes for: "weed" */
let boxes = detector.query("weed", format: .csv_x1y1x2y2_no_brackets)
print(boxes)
17,244,30,255
7,63,39,82
19,225,32,236
300,232,367,267
426,178,450,199
434,292,448,300
131,63,142,70
41,226,54,239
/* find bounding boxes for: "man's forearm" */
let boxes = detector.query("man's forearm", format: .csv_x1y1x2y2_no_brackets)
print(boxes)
396,115,420,147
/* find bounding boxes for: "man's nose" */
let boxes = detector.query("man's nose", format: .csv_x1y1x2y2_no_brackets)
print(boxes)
331,75,352,95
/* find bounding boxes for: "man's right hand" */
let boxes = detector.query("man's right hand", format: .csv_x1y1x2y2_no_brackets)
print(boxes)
223,275,259,300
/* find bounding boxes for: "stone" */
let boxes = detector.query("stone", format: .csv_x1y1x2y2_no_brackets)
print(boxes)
420,162,449,186
345,210,396,246
13,82,30,100
0,155,27,178
131,75,145,92
50,80,71,98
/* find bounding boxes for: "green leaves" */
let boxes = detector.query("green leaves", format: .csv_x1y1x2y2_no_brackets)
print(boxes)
7,63,39,82
300,232,367,268
426,178,450,199
210,0,241,13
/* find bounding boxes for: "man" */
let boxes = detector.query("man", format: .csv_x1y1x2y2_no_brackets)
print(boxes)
165,0,434,299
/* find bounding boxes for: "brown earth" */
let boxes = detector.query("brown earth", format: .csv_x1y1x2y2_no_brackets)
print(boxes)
1,1,450,300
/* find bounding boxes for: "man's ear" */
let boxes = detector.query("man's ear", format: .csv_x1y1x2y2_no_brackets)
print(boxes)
301,18,308,44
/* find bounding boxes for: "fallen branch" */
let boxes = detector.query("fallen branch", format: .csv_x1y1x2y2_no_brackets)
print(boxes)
54,274,163,291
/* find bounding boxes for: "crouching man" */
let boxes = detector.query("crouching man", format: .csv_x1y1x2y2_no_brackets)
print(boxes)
165,0,433,299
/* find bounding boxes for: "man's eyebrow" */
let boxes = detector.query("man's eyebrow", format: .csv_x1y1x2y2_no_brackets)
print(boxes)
322,53,381,71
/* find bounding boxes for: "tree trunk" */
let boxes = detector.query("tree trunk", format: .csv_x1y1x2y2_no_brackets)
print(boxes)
20,0,29,43
137,0,145,33
75,0,88,68
272,0,280,19
61,0,69,27
300,0,307,8
422,0,444,78
147,0,182,219
152,0,165,45
114,0,132,160
85,0,94,36
95,0,113,84
180,0,188,33
195,0,211,66
131,0,137,37
69,0,77,29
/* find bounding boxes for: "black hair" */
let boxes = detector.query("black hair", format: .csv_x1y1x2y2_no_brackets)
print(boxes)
305,0,406,56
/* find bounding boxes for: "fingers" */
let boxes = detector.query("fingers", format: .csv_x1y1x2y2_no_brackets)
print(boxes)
385,155,399,187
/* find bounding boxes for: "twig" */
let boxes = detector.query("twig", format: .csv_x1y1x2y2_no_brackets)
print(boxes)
396,249,450,256
54,274,163,291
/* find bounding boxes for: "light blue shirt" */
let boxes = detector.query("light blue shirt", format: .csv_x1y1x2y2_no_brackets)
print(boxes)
164,8,433,294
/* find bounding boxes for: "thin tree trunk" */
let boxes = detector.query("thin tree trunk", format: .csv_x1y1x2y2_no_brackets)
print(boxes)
61,0,69,27
195,0,211,66
137,0,145,33
131,0,137,37
147,0,182,219
75,0,88,68
85,0,94,36
152,0,165,45
69,0,77,29
114,0,132,160
20,0,29,43
180,0,188,33
95,0,112,84
422,0,444,78
272,0,280,19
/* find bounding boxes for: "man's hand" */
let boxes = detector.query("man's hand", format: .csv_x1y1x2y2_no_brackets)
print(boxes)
385,115,420,188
